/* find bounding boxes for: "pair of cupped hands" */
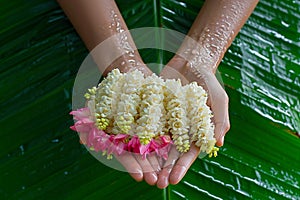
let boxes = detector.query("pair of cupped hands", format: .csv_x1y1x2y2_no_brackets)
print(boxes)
105,54,230,189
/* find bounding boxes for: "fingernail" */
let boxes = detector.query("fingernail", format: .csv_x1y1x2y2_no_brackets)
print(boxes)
131,170,143,182
145,172,157,185
161,176,168,188
220,136,224,144
151,172,158,183
216,136,224,147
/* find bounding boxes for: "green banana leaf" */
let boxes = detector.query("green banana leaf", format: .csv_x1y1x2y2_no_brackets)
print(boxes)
0,0,299,199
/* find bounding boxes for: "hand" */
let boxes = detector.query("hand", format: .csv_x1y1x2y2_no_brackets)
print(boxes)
103,54,153,77
157,56,230,188
106,58,162,185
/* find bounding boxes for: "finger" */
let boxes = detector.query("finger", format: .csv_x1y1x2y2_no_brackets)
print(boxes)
169,143,200,185
157,146,180,189
115,152,143,182
135,155,158,185
214,115,230,147
147,154,162,174
211,90,230,146
205,75,230,146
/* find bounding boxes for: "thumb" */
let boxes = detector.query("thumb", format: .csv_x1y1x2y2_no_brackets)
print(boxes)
204,74,230,146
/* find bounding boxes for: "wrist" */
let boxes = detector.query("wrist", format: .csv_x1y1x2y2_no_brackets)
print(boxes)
169,54,214,77
103,53,151,76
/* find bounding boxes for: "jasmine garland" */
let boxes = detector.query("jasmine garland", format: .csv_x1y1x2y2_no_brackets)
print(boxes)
71,69,218,159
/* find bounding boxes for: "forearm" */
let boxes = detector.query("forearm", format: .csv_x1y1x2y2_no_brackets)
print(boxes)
177,0,259,73
57,0,145,74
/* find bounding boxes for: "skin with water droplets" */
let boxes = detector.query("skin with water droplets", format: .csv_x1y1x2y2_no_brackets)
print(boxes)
176,0,259,76
109,10,139,69
57,0,151,75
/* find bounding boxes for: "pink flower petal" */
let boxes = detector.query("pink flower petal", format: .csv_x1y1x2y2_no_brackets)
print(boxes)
128,136,141,153
72,121,93,132
70,125,77,131
139,143,150,155
70,107,174,160
113,134,129,141
79,132,88,145
87,128,98,147
93,132,107,151
114,142,127,155
70,107,90,120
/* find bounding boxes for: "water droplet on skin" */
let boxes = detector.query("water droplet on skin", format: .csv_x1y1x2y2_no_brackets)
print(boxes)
110,10,136,67
128,59,136,64
192,50,197,55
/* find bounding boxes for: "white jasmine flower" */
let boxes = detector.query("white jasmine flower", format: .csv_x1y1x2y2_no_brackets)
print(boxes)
112,69,144,135
81,69,218,158
136,74,165,144
185,82,216,154
164,79,190,153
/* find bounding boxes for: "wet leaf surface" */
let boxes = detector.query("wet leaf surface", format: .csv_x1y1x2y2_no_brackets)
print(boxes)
0,0,299,199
